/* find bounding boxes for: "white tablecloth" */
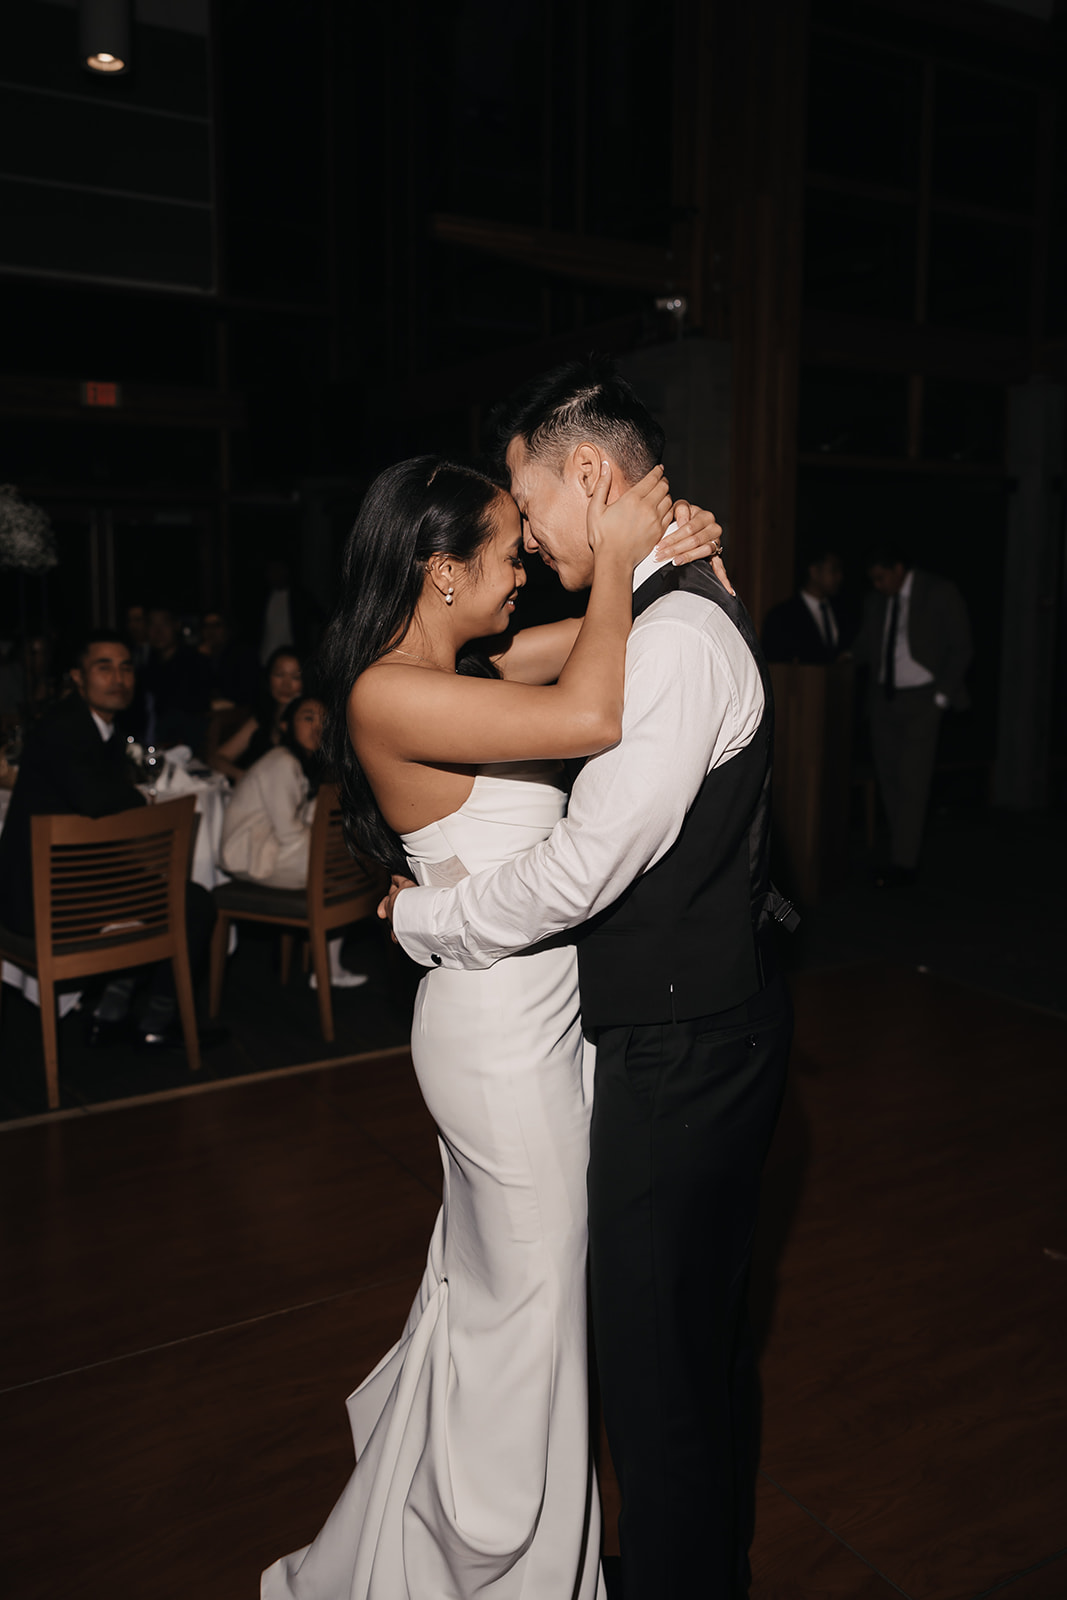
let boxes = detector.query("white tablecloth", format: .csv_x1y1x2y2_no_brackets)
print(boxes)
0,766,232,1011
143,770,231,892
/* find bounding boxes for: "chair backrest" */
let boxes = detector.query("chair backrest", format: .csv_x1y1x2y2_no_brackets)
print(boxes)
307,782,385,912
31,795,196,962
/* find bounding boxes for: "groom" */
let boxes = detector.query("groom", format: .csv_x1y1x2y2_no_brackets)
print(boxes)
388,358,792,1599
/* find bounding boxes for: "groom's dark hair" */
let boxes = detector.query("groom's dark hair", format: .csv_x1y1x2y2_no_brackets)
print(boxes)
489,356,665,485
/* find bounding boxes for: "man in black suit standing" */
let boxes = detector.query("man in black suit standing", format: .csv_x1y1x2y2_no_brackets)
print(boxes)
0,629,217,1048
762,546,847,664
853,549,972,885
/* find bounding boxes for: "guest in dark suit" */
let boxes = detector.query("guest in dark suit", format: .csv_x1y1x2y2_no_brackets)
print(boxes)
199,609,259,710
125,603,151,669
139,607,212,751
0,629,219,1051
762,546,848,664
852,549,972,885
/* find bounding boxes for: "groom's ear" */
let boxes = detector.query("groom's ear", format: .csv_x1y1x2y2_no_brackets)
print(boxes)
574,443,602,498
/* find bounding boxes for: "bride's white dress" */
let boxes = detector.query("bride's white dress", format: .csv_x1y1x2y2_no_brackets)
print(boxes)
262,762,605,1600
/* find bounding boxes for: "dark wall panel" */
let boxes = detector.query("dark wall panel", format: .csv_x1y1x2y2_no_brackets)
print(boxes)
1,1,213,291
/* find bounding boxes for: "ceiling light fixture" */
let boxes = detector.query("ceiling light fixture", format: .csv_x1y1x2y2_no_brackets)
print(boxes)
80,0,132,77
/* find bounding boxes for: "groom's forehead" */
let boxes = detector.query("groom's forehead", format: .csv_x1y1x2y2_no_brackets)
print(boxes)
506,436,554,506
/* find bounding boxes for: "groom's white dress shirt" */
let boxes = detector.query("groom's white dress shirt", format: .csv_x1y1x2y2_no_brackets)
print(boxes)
393,551,765,972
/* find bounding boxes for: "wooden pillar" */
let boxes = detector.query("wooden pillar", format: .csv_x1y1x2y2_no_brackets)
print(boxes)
726,0,808,628
671,0,723,340
215,319,231,615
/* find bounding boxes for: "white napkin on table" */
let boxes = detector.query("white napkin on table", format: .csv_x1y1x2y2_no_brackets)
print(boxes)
155,757,203,796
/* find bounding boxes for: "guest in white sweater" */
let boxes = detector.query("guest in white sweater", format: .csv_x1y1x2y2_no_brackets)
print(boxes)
220,695,366,988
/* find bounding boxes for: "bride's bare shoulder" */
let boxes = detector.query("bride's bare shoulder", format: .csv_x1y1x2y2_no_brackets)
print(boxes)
351,657,415,696
348,659,443,726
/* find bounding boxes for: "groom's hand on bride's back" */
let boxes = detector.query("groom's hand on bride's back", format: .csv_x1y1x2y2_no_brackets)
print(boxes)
379,873,416,940
660,500,735,594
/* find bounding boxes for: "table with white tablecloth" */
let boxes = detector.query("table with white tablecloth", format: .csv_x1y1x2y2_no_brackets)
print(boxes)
139,765,232,893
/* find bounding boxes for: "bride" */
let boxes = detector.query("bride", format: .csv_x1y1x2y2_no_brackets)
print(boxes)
262,455,715,1600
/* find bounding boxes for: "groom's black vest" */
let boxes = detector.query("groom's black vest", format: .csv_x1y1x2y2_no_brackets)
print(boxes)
576,562,775,1029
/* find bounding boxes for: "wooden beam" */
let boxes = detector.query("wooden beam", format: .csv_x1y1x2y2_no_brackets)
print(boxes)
381,313,650,420
797,452,1006,477
429,214,684,294
728,0,810,626
801,312,1032,383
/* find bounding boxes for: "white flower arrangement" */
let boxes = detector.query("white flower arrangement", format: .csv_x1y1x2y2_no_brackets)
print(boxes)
0,485,58,574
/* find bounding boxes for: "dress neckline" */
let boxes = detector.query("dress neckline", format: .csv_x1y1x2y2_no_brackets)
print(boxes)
398,763,565,847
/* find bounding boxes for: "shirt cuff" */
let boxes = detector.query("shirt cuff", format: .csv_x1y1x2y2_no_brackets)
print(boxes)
391,884,472,970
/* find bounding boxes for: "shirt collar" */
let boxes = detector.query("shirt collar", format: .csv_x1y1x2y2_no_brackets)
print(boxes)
90,709,115,741
900,569,914,600
632,520,678,594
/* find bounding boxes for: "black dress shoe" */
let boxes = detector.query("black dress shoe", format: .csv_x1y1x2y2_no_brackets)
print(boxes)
85,1014,135,1050
136,1022,230,1054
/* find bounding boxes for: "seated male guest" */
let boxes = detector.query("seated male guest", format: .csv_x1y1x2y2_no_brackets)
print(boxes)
762,546,848,664
0,629,219,1051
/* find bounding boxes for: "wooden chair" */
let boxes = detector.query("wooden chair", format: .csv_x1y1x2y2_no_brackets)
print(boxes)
208,782,387,1043
0,795,200,1110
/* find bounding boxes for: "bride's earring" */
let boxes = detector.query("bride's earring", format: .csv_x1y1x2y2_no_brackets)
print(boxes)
445,586,454,605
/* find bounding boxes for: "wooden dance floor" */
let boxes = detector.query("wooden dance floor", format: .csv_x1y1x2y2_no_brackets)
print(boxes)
1,964,1064,1599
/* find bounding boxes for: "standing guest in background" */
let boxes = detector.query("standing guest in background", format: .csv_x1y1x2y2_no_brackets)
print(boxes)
124,604,151,737
258,557,323,665
210,646,302,784
220,694,367,990
198,609,259,710
22,633,62,718
762,546,848,664
0,629,220,1052
125,603,151,669
140,606,212,750
853,548,972,886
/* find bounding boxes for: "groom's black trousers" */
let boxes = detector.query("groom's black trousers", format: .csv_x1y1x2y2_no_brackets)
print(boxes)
587,964,791,1600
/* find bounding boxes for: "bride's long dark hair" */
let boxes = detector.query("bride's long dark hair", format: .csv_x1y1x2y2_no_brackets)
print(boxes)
319,455,505,873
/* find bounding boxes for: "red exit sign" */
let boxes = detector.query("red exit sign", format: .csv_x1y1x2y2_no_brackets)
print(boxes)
81,380,122,408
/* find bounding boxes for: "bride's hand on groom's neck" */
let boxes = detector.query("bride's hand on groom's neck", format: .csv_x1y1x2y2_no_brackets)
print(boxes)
586,461,673,569
661,499,735,594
